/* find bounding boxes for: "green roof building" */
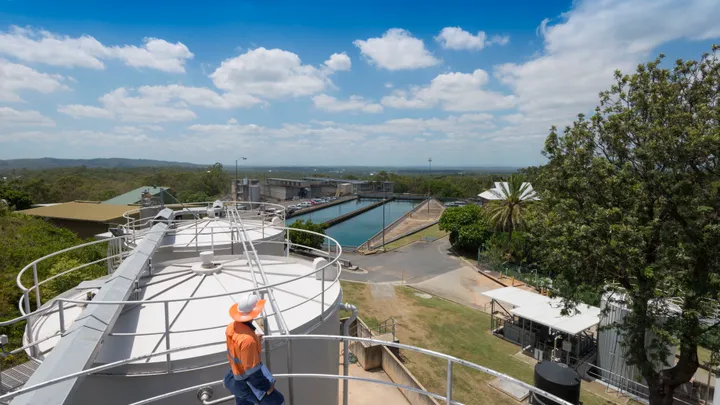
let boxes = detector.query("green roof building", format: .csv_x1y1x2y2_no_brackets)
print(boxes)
102,186,170,205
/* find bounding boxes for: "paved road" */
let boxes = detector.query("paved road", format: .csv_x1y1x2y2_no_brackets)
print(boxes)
340,237,462,283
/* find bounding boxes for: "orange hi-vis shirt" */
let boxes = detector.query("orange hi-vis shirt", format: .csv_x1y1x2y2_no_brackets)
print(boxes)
226,321,262,380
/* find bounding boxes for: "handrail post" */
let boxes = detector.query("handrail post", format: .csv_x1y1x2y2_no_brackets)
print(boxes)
446,359,453,405
58,300,66,334
195,219,199,252
321,267,325,315
164,301,171,373
22,290,35,357
32,263,41,309
211,227,214,252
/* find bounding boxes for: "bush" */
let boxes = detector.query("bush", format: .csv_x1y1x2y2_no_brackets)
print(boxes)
289,220,327,250
439,205,491,253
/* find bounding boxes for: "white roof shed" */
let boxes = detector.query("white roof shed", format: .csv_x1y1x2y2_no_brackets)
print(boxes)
482,287,600,335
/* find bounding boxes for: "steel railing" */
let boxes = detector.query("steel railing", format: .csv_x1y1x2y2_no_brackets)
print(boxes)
10,219,342,369
0,335,575,405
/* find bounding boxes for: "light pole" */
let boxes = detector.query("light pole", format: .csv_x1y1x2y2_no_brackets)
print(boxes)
382,186,387,250
235,157,247,201
427,157,432,214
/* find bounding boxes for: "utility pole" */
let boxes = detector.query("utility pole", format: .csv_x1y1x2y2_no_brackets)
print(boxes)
382,185,386,250
235,157,247,202
427,157,432,214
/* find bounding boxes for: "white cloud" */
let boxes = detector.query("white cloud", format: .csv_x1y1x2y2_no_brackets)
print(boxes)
0,26,193,73
382,69,516,111
0,59,68,102
0,107,55,127
58,104,114,119
494,0,720,124
435,27,509,51
58,85,260,122
353,29,440,70
324,53,351,72
384,83,393,88
211,48,343,99
312,94,383,113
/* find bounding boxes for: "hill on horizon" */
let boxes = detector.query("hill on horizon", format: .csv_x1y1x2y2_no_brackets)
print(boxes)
0,158,204,171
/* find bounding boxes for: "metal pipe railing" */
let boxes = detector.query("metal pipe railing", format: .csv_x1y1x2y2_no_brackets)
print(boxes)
0,335,575,405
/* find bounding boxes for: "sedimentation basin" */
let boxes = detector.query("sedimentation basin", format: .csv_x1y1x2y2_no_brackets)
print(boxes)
289,199,419,246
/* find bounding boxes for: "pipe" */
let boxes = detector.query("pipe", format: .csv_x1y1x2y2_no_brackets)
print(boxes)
339,303,358,405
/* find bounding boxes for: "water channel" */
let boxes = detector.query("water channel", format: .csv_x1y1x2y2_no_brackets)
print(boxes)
288,199,419,246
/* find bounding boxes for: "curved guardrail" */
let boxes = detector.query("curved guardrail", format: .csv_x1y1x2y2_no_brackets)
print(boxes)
10,218,343,369
0,335,574,405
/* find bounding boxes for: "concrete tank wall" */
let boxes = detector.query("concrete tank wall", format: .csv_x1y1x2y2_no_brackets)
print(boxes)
70,304,340,405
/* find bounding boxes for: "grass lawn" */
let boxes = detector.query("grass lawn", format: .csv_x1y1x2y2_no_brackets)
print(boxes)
340,281,617,405
383,224,448,251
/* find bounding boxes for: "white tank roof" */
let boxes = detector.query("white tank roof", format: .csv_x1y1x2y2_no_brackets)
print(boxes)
134,217,284,249
26,253,341,374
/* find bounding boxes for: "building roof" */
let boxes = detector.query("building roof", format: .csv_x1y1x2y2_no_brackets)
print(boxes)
102,186,169,205
482,287,600,335
478,182,538,201
19,202,132,222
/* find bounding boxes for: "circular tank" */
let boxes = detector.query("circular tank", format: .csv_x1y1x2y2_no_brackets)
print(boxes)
124,204,288,261
25,252,342,405
532,361,581,405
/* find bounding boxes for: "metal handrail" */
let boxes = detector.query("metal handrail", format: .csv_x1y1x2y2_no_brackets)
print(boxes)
10,223,342,367
0,335,575,405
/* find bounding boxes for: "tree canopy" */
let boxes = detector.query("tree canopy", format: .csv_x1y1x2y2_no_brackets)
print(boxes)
438,204,492,253
288,220,327,250
485,174,532,241
534,46,720,404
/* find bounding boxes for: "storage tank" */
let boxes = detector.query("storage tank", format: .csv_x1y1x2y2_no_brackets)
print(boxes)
125,203,288,261
597,292,677,394
249,184,261,203
532,361,581,405
24,250,342,405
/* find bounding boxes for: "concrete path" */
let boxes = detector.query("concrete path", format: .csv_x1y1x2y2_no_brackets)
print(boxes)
341,238,460,283
340,362,410,405
411,265,504,312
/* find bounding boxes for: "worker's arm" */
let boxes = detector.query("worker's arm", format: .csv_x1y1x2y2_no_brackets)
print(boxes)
240,340,274,394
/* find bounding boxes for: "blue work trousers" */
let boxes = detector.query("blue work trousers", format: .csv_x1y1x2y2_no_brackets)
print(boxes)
224,370,285,405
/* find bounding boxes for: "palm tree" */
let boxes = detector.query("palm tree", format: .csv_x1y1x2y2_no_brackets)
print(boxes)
485,174,534,242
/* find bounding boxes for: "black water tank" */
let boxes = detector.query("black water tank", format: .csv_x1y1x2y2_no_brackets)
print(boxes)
532,361,581,405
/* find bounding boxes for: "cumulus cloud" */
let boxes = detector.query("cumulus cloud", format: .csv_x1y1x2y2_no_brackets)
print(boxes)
312,94,383,113
353,29,440,70
210,48,345,99
435,27,509,51
0,26,193,73
494,0,720,124
0,59,69,102
324,53,351,72
0,107,55,127
382,69,516,112
58,85,261,123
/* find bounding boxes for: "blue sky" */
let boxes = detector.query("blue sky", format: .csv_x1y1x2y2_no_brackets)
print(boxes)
0,0,718,167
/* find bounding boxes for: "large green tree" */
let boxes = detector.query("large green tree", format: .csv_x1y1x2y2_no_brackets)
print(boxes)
535,47,720,404
485,174,534,242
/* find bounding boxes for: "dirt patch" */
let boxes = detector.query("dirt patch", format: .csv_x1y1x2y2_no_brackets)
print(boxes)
370,284,396,299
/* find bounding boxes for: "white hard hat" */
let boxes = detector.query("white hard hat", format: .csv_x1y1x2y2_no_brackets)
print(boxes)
229,293,266,322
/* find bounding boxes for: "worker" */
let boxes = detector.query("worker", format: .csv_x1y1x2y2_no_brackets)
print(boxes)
224,293,285,405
